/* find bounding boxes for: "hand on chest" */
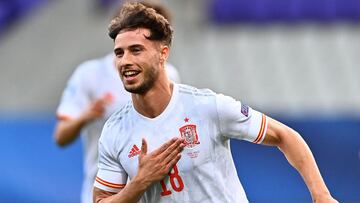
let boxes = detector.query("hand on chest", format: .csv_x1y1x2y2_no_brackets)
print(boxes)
121,116,214,178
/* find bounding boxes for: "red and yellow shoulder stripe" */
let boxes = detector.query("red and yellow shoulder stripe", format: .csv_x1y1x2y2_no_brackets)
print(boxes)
56,113,73,121
95,177,126,189
253,114,267,144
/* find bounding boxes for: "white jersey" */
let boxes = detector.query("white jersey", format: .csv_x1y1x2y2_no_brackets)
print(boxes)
56,53,181,203
94,83,268,203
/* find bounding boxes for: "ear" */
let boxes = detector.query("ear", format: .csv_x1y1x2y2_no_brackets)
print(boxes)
160,46,170,63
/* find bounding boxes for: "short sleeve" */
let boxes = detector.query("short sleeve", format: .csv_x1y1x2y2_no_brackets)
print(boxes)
94,126,128,193
56,64,91,119
216,94,268,144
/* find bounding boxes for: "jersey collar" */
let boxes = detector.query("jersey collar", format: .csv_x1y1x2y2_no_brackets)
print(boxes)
132,82,179,123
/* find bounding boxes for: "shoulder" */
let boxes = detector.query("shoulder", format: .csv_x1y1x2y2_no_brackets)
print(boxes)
101,101,133,138
99,101,133,146
68,55,115,92
72,55,109,79
98,101,133,155
178,84,216,97
105,101,133,128
177,84,218,117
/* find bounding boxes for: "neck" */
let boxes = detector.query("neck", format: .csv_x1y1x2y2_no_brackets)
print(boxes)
132,78,173,118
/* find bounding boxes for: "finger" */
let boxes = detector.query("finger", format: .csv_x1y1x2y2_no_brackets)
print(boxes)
140,138,148,156
96,105,106,113
90,101,104,113
94,99,106,107
159,139,183,160
92,105,105,117
165,153,182,173
162,142,184,165
102,92,114,104
152,137,178,156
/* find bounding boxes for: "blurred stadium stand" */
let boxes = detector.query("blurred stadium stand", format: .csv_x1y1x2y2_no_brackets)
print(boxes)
0,0,47,38
210,0,360,23
0,0,359,202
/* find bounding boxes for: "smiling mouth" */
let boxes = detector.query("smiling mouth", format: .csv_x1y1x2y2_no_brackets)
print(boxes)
123,70,140,78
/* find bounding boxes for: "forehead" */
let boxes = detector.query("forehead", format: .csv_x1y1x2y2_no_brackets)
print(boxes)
114,28,154,49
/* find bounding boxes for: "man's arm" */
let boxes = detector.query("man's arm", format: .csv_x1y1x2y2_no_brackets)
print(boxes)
93,176,149,203
262,117,337,203
54,97,109,146
93,137,184,203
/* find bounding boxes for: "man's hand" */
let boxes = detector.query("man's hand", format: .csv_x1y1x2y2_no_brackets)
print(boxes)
81,93,113,122
54,93,113,146
134,137,185,188
93,137,185,203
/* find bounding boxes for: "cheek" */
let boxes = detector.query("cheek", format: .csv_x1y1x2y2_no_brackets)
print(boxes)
139,53,159,67
149,52,161,64
115,58,121,68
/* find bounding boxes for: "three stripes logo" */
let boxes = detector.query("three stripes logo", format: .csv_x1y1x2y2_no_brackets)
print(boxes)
128,144,141,158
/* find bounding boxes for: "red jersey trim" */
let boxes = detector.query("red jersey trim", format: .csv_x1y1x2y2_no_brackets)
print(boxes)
253,114,266,144
95,177,126,189
56,113,74,121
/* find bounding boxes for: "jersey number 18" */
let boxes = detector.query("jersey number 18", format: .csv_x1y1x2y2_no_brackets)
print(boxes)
160,165,184,196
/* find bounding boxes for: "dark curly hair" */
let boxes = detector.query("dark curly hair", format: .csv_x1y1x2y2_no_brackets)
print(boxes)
108,2,173,47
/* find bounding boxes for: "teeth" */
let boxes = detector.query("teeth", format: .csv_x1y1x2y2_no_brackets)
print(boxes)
124,71,138,76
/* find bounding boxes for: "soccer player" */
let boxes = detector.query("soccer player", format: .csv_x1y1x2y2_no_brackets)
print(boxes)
53,2,181,203
93,2,338,203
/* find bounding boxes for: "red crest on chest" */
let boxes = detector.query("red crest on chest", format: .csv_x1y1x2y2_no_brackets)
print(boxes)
179,124,200,148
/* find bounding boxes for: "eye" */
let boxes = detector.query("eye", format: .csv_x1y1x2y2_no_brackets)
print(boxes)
115,50,124,58
131,47,142,54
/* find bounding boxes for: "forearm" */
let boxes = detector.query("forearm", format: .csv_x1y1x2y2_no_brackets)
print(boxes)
279,129,330,200
54,117,89,146
95,175,150,203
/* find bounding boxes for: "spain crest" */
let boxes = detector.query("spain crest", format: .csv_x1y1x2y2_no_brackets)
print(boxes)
179,124,200,148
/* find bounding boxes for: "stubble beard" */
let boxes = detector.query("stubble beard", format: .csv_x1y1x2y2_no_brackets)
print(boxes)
124,66,158,94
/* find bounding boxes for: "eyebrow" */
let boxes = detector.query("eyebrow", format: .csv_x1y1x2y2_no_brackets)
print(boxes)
129,44,145,49
114,44,145,52
114,47,123,53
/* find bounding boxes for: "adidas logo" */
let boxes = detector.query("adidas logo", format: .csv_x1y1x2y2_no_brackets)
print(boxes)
128,144,141,158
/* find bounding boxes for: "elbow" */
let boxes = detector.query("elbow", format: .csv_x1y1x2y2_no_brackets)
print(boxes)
54,134,66,147
53,130,69,147
53,122,73,147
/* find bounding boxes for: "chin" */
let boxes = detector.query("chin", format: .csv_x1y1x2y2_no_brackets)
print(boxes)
125,85,147,94
125,82,154,94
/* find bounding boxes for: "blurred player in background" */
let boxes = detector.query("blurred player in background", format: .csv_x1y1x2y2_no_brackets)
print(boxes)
93,2,338,203
53,1,180,203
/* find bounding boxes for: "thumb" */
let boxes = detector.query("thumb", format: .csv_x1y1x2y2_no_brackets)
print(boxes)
102,92,114,104
140,138,147,156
